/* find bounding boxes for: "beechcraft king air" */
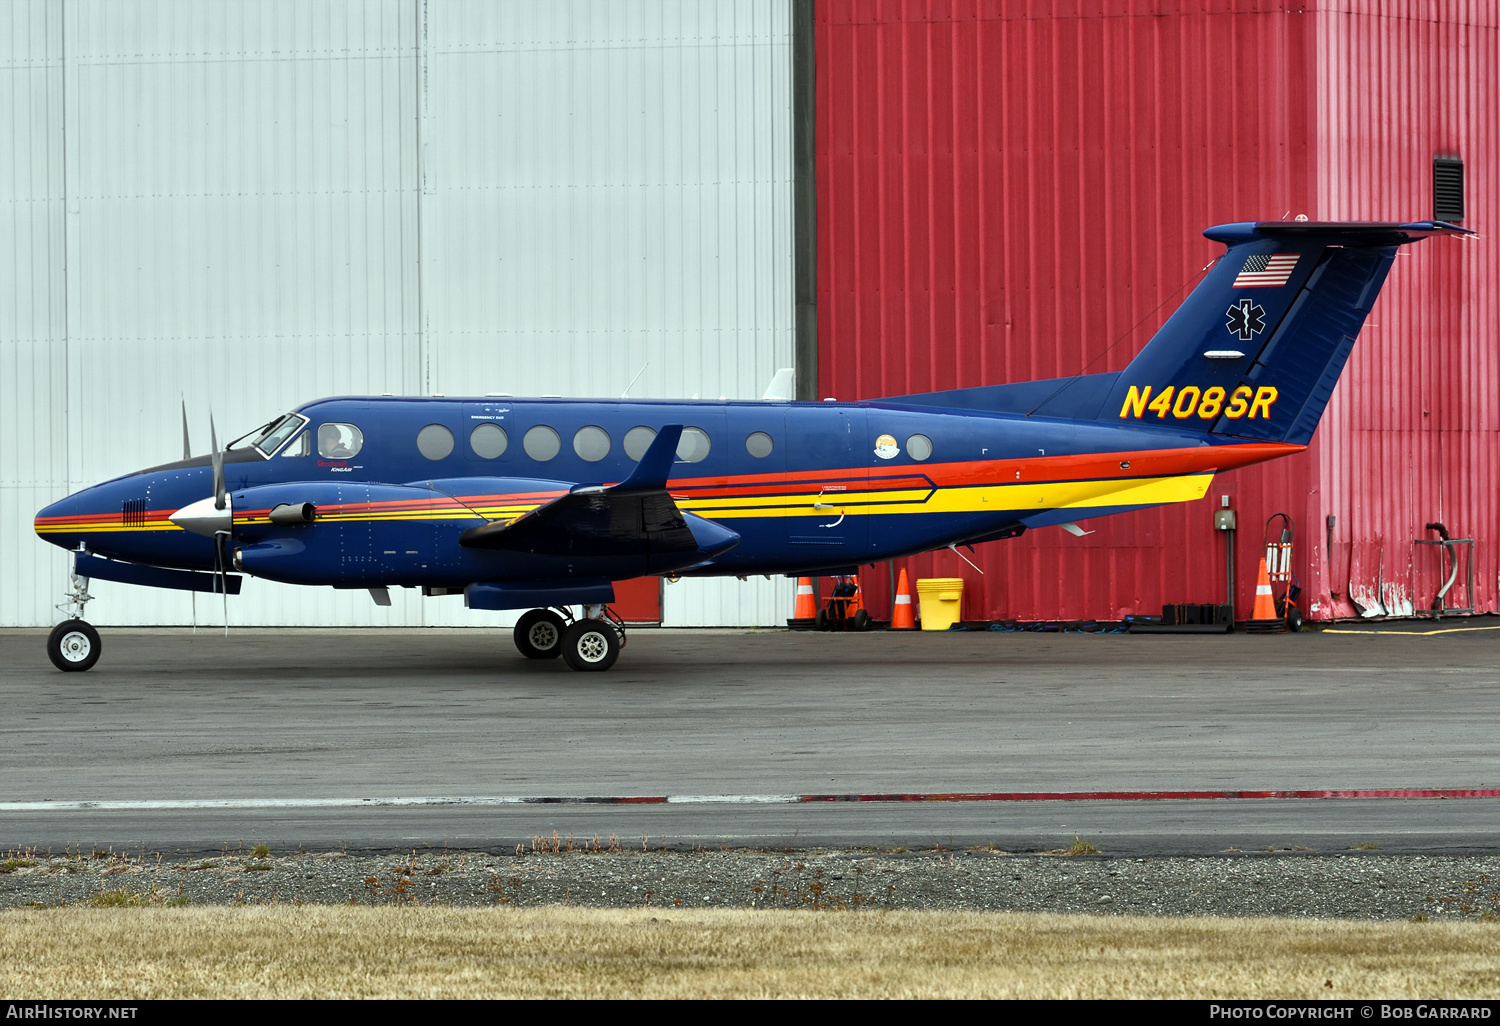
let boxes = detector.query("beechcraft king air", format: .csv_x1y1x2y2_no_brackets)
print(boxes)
35,220,1470,671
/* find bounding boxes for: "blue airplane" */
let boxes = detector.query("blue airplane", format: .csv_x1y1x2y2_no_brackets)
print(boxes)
35,220,1468,671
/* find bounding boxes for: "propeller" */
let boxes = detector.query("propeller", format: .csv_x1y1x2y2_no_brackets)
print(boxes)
208,412,230,631
209,413,226,511
168,409,235,633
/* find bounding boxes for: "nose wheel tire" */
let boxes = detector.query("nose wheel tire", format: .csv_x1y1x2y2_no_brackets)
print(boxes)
514,609,567,660
561,618,620,672
48,619,101,672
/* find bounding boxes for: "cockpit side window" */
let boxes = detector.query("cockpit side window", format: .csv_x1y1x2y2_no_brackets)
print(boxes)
318,423,364,459
280,431,310,457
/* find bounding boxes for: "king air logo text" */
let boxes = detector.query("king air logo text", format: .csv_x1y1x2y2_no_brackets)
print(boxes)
1118,384,1278,421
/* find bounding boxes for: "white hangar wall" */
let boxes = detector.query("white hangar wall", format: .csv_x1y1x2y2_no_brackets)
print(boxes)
0,0,795,629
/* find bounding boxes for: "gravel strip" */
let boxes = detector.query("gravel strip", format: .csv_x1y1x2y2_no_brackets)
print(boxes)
3,847,1499,920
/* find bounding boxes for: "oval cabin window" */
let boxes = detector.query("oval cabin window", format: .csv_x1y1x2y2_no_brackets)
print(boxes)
524,425,561,462
573,425,611,462
470,422,508,459
416,424,455,461
623,426,657,461
676,427,712,463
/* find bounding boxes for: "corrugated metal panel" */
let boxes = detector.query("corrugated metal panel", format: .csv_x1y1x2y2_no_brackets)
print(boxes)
0,0,70,630
816,0,1496,623
418,0,795,626
818,0,1319,622
40,0,422,628
1312,0,1499,619
1,0,794,629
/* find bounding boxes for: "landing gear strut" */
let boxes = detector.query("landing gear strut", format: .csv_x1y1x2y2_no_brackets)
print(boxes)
514,604,626,671
49,549,101,672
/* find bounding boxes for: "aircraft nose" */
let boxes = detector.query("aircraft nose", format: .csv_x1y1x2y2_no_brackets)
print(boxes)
34,492,91,548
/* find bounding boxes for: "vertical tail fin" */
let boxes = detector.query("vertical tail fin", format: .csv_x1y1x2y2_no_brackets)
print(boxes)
1104,221,1470,445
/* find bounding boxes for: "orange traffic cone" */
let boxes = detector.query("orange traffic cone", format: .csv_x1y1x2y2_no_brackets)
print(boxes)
1246,557,1284,633
1250,558,1276,620
891,568,916,630
793,577,817,620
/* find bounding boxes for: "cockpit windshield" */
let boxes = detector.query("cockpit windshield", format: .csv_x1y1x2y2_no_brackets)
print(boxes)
227,413,308,458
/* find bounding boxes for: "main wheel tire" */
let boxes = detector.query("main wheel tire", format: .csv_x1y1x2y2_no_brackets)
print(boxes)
48,619,101,672
514,609,566,659
561,618,620,671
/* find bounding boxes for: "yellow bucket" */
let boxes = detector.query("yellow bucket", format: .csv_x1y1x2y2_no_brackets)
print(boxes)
915,577,965,631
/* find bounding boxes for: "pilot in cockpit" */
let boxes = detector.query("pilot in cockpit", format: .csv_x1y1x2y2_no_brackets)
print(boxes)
318,423,361,459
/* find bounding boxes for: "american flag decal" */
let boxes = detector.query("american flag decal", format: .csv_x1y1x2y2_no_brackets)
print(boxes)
1233,253,1300,288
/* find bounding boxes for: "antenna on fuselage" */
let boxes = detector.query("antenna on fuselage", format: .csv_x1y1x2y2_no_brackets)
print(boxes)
181,399,192,460
620,363,649,399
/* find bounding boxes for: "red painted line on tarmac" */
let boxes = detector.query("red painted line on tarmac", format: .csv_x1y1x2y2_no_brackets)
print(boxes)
797,789,1500,803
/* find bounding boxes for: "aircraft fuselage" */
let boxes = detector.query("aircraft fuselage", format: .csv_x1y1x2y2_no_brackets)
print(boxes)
36,394,1294,587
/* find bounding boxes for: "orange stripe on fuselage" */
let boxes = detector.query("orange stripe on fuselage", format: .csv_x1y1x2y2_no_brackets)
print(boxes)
34,442,1302,530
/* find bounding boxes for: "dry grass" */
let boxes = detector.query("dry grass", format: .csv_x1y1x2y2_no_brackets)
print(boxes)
1,907,1496,999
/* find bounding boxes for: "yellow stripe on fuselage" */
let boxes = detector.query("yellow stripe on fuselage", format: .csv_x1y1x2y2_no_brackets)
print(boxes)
34,518,183,535
679,473,1212,519
37,473,1213,534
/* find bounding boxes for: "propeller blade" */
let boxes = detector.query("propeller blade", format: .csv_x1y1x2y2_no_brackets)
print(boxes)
210,413,226,511
181,399,192,460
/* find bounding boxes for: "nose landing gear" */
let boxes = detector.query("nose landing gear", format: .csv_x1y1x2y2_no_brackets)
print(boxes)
512,604,626,671
48,552,100,672
48,620,101,672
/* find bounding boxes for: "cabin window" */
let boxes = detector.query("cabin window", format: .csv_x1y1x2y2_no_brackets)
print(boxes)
623,426,657,461
906,434,933,461
573,425,611,462
470,422,508,459
317,423,364,459
280,431,310,457
523,425,561,462
417,424,455,461
676,427,712,463
745,431,774,458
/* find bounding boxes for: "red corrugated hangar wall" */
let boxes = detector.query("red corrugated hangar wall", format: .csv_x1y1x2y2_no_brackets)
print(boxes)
816,0,1497,623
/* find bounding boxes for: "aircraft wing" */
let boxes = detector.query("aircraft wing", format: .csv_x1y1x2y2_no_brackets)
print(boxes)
457,425,739,570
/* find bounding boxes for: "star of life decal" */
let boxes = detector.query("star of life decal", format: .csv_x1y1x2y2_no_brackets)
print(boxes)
1225,298,1266,341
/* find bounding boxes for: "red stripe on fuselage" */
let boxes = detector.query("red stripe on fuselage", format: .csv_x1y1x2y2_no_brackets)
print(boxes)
36,442,1302,527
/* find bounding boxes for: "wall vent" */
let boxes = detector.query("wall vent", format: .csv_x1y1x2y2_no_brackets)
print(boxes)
1434,157,1464,222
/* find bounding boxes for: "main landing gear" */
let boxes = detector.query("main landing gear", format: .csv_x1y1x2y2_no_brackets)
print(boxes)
48,556,101,672
512,605,626,672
